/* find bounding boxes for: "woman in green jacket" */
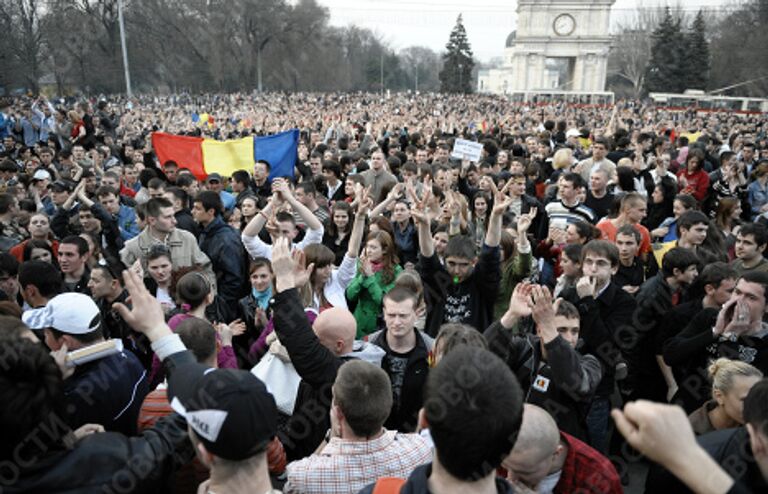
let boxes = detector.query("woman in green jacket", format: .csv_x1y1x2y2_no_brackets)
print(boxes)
347,230,402,337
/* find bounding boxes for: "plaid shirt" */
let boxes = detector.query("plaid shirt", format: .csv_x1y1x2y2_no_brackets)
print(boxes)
284,429,432,494
555,432,622,494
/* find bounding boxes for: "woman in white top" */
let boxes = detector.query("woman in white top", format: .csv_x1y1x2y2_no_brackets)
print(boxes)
299,189,370,312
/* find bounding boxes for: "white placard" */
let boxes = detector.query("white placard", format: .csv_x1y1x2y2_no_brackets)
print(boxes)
451,139,484,162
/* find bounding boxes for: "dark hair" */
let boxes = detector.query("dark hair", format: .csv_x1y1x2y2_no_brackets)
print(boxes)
176,271,211,309
445,236,477,260
231,170,250,186
677,210,709,236
739,223,768,247
176,318,217,364
248,257,272,276
616,224,641,244
674,194,698,211
146,243,173,263
321,161,342,179
147,177,166,190
0,253,19,277
0,193,16,214
18,260,63,297
165,186,188,205
580,239,619,267
570,220,600,243
176,174,197,188
255,159,271,172
0,337,69,460
616,166,636,192
194,190,222,216
327,201,353,237
96,185,119,200
424,347,524,480
743,379,768,438
333,360,393,437
555,299,580,319
661,247,700,277
739,271,768,303
295,181,316,196
60,235,89,256
145,197,173,218
699,262,737,288
561,172,585,189
562,243,583,263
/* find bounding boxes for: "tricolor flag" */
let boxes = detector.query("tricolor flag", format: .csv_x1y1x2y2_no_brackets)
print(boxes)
152,129,299,181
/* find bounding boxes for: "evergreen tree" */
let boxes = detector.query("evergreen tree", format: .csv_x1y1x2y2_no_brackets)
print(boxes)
645,7,687,93
439,15,474,93
685,10,710,90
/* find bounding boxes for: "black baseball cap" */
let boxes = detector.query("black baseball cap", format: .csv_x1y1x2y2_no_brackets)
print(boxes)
168,363,277,461
206,173,222,183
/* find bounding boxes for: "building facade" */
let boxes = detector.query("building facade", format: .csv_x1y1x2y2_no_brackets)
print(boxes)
478,0,615,94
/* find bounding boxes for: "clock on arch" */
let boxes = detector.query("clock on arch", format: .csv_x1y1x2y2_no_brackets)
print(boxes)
553,13,576,36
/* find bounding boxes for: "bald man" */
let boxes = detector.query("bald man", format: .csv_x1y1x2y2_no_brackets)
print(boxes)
503,404,622,494
270,238,386,461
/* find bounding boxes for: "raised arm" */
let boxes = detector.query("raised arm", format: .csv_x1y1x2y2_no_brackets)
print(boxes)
484,182,512,248
370,183,403,218
242,196,275,238
346,186,372,259
410,181,434,258
276,178,323,232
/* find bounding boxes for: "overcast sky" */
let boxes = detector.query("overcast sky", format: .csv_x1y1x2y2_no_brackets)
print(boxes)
320,0,741,62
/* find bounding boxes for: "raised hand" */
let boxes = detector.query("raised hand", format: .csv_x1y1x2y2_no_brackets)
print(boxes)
529,285,559,341
517,207,536,233
271,237,295,291
505,282,534,319
291,248,315,288
112,269,171,343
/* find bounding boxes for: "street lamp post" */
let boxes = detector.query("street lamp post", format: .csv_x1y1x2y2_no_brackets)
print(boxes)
117,0,133,98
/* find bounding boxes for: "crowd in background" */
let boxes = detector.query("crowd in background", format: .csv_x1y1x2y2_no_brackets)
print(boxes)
1,92,768,494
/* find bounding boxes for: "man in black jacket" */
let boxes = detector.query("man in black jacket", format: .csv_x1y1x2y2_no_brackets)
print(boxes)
630,247,700,403
664,271,768,412
413,181,507,337
485,283,602,441
192,190,248,322
560,240,636,453
367,287,434,433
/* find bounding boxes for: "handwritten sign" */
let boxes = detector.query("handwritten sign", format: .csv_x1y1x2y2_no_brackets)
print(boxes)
451,139,483,162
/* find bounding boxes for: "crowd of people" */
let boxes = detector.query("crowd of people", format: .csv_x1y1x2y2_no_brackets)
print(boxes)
1,91,768,493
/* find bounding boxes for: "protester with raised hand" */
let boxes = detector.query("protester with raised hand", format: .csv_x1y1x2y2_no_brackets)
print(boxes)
485,283,602,440
414,175,506,336
269,235,385,461
241,177,325,260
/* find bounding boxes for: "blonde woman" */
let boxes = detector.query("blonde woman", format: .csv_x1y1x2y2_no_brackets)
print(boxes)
688,358,763,435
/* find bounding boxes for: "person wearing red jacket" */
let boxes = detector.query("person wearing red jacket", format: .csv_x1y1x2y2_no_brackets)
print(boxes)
678,148,710,202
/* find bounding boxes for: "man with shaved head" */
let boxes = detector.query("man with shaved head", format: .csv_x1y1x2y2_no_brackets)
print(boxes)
270,237,385,460
503,404,622,493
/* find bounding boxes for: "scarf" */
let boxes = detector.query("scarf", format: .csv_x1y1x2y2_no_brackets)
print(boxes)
370,260,385,273
252,286,273,310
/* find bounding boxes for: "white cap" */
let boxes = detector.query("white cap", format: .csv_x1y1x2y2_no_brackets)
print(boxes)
32,169,51,181
22,293,101,334
566,129,581,138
